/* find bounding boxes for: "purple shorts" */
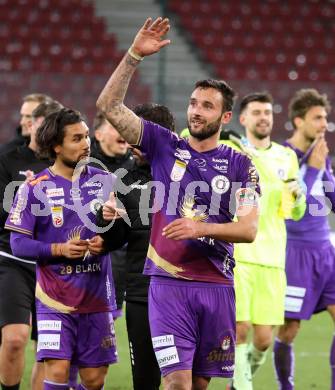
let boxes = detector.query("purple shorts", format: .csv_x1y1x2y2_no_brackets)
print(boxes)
148,276,235,378
36,311,118,367
285,239,335,320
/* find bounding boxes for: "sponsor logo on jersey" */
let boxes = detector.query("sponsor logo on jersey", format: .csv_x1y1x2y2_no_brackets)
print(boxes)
152,335,175,349
37,334,60,351
213,164,228,173
46,188,64,198
155,346,180,368
174,148,191,162
211,175,230,194
37,320,62,331
83,181,102,188
212,158,228,164
88,189,103,196
194,158,207,171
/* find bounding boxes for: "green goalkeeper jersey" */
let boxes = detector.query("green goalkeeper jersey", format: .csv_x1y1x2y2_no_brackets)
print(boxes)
222,140,306,269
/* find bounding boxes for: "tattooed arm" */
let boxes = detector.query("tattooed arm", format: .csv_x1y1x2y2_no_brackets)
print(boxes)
96,17,171,145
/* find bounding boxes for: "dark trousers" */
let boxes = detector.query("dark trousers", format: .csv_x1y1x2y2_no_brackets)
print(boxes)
126,301,161,390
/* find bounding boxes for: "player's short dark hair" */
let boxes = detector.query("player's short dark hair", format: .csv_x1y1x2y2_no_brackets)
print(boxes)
22,93,53,104
93,110,107,131
36,108,84,159
288,89,331,128
239,92,274,114
133,103,176,132
32,100,63,119
194,79,236,113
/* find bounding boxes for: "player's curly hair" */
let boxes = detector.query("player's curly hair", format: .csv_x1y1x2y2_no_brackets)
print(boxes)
36,108,84,160
195,79,236,113
133,103,176,132
289,89,331,128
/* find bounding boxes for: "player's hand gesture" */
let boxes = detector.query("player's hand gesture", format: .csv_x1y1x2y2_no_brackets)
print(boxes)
131,17,171,58
102,192,127,221
286,179,304,200
61,239,88,259
162,218,202,240
88,235,104,256
308,136,329,170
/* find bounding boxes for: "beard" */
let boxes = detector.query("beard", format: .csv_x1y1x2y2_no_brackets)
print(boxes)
188,117,221,141
61,156,88,169
251,122,272,140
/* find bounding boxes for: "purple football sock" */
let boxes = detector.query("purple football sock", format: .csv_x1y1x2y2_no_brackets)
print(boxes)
273,338,294,390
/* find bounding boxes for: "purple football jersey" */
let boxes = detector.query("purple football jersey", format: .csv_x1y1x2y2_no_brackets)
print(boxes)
139,120,260,284
284,142,335,242
5,166,116,314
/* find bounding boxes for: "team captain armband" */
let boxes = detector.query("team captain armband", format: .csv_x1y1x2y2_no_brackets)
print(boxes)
236,188,259,208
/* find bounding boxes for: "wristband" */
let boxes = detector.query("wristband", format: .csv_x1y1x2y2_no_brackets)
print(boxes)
128,46,143,61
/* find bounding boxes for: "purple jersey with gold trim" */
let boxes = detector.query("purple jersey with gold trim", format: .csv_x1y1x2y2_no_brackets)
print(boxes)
139,120,260,284
5,167,116,314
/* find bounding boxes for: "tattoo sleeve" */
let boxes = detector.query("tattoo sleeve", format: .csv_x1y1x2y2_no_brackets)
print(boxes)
96,53,142,145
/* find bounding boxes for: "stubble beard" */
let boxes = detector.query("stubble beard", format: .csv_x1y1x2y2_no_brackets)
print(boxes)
188,118,222,141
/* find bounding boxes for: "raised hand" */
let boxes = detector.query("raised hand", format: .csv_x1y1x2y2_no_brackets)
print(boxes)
102,192,127,221
308,136,329,170
131,17,171,58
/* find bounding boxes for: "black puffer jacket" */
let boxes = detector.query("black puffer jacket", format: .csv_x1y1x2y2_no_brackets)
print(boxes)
90,137,136,309
98,163,153,302
0,145,49,254
90,137,135,173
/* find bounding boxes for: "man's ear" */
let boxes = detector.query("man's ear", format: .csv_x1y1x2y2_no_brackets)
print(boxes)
95,129,103,142
221,111,232,124
239,113,245,127
293,117,303,129
54,144,61,154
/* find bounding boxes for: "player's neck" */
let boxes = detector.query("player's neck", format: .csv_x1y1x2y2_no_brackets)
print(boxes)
287,131,310,152
50,160,84,181
188,133,220,153
246,133,271,149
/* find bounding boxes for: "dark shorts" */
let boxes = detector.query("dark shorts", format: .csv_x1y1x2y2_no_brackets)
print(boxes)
285,240,335,320
37,311,118,367
0,256,38,340
148,277,235,378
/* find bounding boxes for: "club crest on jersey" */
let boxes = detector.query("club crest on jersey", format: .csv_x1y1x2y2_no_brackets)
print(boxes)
90,199,104,215
171,160,187,182
51,206,64,227
221,336,231,351
211,175,230,194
